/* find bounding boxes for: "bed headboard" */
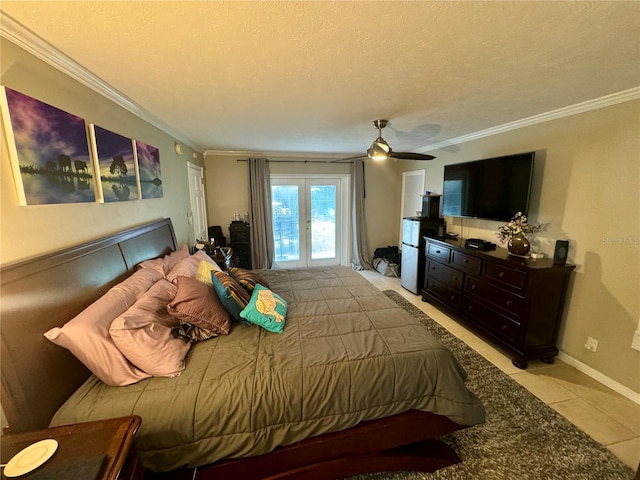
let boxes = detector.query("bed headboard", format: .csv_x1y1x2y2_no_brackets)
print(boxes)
1,218,177,433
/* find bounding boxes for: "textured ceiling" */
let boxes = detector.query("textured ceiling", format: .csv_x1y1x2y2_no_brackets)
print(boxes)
1,1,639,157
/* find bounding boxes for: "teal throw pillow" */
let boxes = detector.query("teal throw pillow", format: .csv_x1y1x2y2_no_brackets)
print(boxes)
210,270,250,323
240,284,287,333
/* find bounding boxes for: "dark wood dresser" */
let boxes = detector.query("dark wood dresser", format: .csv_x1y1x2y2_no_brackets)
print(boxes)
229,221,252,269
421,236,575,368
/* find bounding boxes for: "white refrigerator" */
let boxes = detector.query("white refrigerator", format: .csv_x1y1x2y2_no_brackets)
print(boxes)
400,217,426,294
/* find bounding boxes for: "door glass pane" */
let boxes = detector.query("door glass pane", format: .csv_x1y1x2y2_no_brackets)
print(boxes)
310,185,336,260
272,185,300,262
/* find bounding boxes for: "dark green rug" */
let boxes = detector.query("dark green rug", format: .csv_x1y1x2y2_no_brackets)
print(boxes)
350,291,635,480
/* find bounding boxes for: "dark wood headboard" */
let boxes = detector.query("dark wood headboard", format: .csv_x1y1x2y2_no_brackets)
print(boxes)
1,218,177,433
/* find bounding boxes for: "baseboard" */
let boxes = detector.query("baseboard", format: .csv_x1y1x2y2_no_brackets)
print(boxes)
557,352,640,405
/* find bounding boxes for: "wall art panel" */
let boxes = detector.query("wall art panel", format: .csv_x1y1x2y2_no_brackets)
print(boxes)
1,86,97,205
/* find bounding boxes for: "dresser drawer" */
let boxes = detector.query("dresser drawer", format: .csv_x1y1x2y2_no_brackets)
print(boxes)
483,262,528,291
462,297,521,342
451,250,482,275
426,243,451,263
427,260,463,290
425,277,462,309
466,276,525,320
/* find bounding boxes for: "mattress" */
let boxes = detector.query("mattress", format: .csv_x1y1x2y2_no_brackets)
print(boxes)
51,266,485,472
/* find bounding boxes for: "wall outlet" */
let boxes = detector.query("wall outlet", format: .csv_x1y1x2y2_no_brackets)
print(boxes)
585,336,599,352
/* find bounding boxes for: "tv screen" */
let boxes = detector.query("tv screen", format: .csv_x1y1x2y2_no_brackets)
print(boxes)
442,152,535,222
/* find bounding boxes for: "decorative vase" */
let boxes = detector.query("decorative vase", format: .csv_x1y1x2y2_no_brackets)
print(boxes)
508,233,531,256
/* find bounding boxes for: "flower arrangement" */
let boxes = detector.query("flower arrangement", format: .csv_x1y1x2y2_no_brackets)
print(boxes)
496,212,541,244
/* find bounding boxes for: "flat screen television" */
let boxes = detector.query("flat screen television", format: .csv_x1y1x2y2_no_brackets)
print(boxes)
442,152,535,222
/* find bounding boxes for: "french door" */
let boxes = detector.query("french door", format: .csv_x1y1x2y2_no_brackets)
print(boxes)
271,175,349,268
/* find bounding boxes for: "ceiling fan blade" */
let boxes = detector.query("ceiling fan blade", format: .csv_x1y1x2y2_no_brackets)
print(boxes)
389,151,436,161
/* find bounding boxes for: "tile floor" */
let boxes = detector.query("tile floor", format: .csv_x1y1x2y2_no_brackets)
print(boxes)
357,270,640,472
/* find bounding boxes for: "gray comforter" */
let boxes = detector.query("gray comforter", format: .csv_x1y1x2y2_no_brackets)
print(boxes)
51,266,485,472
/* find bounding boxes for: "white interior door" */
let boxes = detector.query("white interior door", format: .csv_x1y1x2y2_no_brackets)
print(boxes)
187,162,207,243
271,175,349,268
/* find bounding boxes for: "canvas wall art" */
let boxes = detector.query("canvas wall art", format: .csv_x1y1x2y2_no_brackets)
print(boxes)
135,140,163,199
89,124,140,202
1,86,97,205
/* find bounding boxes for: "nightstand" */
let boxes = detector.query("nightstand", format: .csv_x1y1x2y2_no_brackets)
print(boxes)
1,416,143,480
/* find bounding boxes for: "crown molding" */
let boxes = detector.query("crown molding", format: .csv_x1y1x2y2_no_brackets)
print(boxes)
203,150,352,161
420,86,640,152
0,13,203,153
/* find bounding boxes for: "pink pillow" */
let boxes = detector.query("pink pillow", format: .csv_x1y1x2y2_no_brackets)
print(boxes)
138,244,190,276
167,276,230,335
110,279,190,377
44,268,163,386
167,250,220,282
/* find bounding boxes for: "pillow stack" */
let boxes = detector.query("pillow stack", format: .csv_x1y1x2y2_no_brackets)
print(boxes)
44,246,287,387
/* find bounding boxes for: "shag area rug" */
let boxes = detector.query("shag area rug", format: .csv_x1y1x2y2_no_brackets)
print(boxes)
350,291,635,480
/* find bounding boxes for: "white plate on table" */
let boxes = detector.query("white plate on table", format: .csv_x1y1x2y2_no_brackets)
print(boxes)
2,439,58,477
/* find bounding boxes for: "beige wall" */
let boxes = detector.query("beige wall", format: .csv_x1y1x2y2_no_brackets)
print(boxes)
398,100,640,395
204,154,400,252
1,39,204,265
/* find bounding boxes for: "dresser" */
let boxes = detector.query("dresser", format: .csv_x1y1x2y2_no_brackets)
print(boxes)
229,221,252,269
421,237,575,368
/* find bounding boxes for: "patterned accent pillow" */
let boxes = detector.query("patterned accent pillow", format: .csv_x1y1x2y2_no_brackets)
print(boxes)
240,284,288,334
211,271,251,322
167,276,230,336
172,323,219,343
229,267,270,293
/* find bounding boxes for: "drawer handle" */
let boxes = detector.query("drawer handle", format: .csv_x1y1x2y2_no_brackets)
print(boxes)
506,300,513,307
435,250,441,254
431,266,436,270
468,305,474,312
450,295,456,301
499,271,506,278
501,324,509,331
471,284,476,290
453,275,459,281
464,259,469,264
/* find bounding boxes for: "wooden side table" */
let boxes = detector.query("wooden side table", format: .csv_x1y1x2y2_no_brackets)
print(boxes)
1,416,143,480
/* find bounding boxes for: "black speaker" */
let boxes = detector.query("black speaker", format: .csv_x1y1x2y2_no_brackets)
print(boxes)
421,195,441,219
553,240,569,265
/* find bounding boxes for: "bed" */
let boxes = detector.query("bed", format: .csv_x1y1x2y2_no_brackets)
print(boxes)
0,219,485,479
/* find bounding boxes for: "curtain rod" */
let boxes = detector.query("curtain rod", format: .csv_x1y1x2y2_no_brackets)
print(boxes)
236,159,353,164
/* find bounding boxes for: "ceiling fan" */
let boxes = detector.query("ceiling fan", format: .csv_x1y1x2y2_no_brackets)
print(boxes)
334,119,436,162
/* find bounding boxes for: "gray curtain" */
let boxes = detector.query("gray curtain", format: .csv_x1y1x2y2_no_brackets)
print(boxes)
351,159,371,270
247,158,275,269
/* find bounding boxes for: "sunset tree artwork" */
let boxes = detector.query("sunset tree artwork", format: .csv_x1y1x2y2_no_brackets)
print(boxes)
135,140,163,199
89,124,140,202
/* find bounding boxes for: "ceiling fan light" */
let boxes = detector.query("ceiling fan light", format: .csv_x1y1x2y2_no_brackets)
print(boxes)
367,146,388,161
367,136,390,160
372,136,390,152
